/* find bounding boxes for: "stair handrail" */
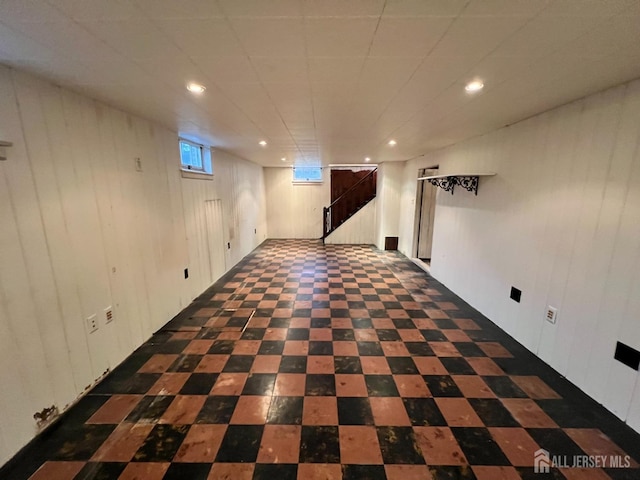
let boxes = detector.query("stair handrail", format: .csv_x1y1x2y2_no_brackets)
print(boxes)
323,167,377,240
327,167,377,209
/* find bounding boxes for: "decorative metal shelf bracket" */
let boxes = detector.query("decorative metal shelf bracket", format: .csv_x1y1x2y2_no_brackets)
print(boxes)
427,176,456,194
427,175,480,195
421,173,495,196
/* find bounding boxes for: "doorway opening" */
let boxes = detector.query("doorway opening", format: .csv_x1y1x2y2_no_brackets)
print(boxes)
413,167,438,268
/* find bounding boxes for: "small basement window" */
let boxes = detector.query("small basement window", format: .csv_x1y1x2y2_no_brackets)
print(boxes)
179,139,213,178
293,166,323,183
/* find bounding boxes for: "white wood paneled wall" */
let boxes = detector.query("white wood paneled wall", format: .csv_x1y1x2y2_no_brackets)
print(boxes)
325,198,376,245
375,162,403,250
265,167,329,239
0,66,266,464
397,78,640,430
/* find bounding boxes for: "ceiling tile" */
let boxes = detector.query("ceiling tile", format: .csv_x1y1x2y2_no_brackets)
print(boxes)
6,20,125,64
369,17,454,57
196,56,260,84
47,0,144,21
307,57,365,84
81,19,185,60
0,0,69,22
251,57,308,84
305,17,379,57
229,17,306,56
154,18,245,57
461,0,549,17
302,0,385,16
429,15,533,61
218,0,303,17
359,57,423,88
1,0,639,166
383,0,467,17
133,0,225,19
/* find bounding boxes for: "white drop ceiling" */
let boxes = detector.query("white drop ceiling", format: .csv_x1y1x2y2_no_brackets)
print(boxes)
1,0,639,166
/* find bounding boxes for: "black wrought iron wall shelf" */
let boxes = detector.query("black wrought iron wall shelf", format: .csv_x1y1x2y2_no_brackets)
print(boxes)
417,173,496,195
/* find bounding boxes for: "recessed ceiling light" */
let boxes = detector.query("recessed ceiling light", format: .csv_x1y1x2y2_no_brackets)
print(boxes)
259,140,267,146
388,140,397,146
364,157,371,162
465,80,484,93
186,82,206,94
281,157,286,162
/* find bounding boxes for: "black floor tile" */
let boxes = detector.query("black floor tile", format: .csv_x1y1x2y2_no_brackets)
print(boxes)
376,329,401,341
309,341,333,355
405,342,435,356
332,329,355,341
267,396,303,425
334,356,363,374
337,397,374,425
125,395,174,423
429,465,478,480
215,425,263,462
451,427,510,465
386,357,419,375
526,428,586,459
423,375,463,397
365,375,400,397
357,342,384,356
163,462,212,480
403,398,447,426
208,340,236,354
305,374,336,396
133,424,189,462
376,426,425,464
482,376,528,398
169,354,203,372
195,396,238,424
179,373,218,395
352,318,374,329
253,463,298,480
342,464,386,479
420,330,448,342
258,341,285,355
242,373,276,395
287,328,310,340
222,355,254,372
279,356,307,373
468,398,519,427
74,462,127,480
299,426,340,463
440,358,475,375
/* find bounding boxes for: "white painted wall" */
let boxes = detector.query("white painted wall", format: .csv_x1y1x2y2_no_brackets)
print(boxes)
265,167,330,239
325,198,376,245
398,78,640,430
0,65,266,465
375,162,404,249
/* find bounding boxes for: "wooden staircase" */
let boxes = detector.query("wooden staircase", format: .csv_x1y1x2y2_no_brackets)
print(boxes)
322,168,377,241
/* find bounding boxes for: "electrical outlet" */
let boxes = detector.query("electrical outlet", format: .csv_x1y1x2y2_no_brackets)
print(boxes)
545,306,557,324
510,287,522,303
227,242,231,249
134,157,142,172
86,314,98,333
104,306,113,324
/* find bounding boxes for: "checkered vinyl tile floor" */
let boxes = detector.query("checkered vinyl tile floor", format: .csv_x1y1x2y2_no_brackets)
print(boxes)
5,240,640,480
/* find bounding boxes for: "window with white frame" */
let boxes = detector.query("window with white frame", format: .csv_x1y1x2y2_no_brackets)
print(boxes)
292,166,323,183
179,139,213,176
